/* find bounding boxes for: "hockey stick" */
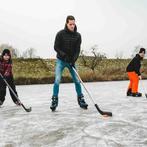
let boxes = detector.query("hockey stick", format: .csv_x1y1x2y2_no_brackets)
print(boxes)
140,80,147,98
72,66,112,117
0,73,32,112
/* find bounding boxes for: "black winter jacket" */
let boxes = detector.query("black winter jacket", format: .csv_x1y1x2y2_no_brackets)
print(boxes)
54,25,81,63
126,54,143,76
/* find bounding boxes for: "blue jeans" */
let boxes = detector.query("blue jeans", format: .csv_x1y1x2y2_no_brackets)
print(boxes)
52,58,83,97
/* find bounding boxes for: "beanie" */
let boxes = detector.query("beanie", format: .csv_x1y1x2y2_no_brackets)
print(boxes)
2,49,11,57
139,48,146,54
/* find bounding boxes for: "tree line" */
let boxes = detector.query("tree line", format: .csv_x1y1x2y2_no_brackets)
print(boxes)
0,43,144,72
0,44,37,58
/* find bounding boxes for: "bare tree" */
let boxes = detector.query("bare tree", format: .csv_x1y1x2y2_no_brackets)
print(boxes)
80,50,87,66
22,48,36,58
131,45,142,58
90,45,106,71
11,48,20,58
28,48,36,58
115,50,124,59
80,45,106,72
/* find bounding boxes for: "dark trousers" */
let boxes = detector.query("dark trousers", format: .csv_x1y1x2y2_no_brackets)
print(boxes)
0,76,18,103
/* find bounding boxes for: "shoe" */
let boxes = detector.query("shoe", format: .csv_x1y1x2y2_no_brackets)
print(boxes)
50,96,58,111
132,92,142,97
127,88,132,96
77,95,88,109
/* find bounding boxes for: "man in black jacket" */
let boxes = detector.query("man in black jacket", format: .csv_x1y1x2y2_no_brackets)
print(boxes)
126,48,146,97
50,15,88,111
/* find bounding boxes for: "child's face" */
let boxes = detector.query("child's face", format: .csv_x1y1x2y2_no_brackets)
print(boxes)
140,52,145,58
3,54,10,61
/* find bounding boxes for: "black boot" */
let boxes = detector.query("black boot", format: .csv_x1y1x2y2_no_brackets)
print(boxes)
127,88,132,96
50,96,58,111
77,95,88,109
0,100,3,107
132,92,142,97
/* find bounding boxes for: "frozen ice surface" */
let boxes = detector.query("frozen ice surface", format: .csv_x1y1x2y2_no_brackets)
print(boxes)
0,80,147,147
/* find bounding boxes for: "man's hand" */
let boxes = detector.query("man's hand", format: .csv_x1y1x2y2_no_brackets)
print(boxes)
4,72,9,77
139,75,142,80
64,55,72,63
69,63,75,68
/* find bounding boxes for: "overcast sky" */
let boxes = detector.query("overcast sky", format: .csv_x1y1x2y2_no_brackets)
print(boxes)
0,0,147,58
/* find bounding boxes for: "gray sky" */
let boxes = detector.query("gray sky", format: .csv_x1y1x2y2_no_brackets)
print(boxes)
0,0,147,58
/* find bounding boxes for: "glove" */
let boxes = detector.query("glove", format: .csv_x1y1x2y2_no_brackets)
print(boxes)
4,72,9,77
139,75,142,80
64,55,75,68
69,62,75,68
64,55,72,63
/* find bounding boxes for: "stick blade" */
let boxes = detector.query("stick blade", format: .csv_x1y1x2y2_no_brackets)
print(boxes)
25,107,32,112
102,111,112,117
21,104,32,112
95,104,112,117
145,93,147,98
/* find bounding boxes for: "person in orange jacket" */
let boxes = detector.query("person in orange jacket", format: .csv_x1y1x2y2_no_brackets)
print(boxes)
126,48,146,97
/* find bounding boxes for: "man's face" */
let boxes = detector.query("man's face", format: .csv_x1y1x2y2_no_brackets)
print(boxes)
3,54,10,61
67,20,75,32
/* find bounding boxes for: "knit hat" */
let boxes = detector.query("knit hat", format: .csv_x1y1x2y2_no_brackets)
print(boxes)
2,49,11,57
139,48,146,54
